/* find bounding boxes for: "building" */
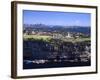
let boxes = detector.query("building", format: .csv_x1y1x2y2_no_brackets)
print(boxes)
52,33,63,39
65,32,73,38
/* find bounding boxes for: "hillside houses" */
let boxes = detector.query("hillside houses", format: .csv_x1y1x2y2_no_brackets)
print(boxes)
52,32,73,39
23,29,82,39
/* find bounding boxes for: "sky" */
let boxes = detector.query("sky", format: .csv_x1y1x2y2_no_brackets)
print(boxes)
23,10,91,27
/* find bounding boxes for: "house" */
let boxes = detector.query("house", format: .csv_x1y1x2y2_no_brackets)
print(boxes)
52,33,63,39
31,31,36,35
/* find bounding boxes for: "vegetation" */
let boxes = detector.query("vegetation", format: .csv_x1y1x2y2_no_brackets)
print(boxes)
24,35,52,42
23,34,90,43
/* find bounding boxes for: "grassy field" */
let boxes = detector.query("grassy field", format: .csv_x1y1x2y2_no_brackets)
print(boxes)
23,35,52,41
23,34,90,42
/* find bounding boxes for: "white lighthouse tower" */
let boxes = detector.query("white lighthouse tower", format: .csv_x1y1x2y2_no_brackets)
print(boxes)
66,32,72,38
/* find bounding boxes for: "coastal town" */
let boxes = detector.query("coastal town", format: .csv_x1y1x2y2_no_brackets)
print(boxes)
23,24,90,41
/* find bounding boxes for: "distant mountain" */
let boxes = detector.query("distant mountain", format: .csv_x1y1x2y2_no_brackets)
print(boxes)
24,24,90,35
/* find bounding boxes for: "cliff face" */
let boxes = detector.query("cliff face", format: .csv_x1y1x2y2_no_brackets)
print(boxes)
23,39,91,61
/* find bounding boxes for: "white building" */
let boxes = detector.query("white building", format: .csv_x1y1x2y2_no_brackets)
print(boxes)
66,32,73,38
31,31,36,35
52,33,63,39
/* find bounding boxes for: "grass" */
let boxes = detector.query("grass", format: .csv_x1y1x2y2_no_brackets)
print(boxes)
23,34,90,42
23,35,52,42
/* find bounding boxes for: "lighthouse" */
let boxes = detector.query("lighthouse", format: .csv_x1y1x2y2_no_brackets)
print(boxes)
66,32,72,38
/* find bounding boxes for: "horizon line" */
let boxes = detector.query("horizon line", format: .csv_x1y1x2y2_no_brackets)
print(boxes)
23,23,90,27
